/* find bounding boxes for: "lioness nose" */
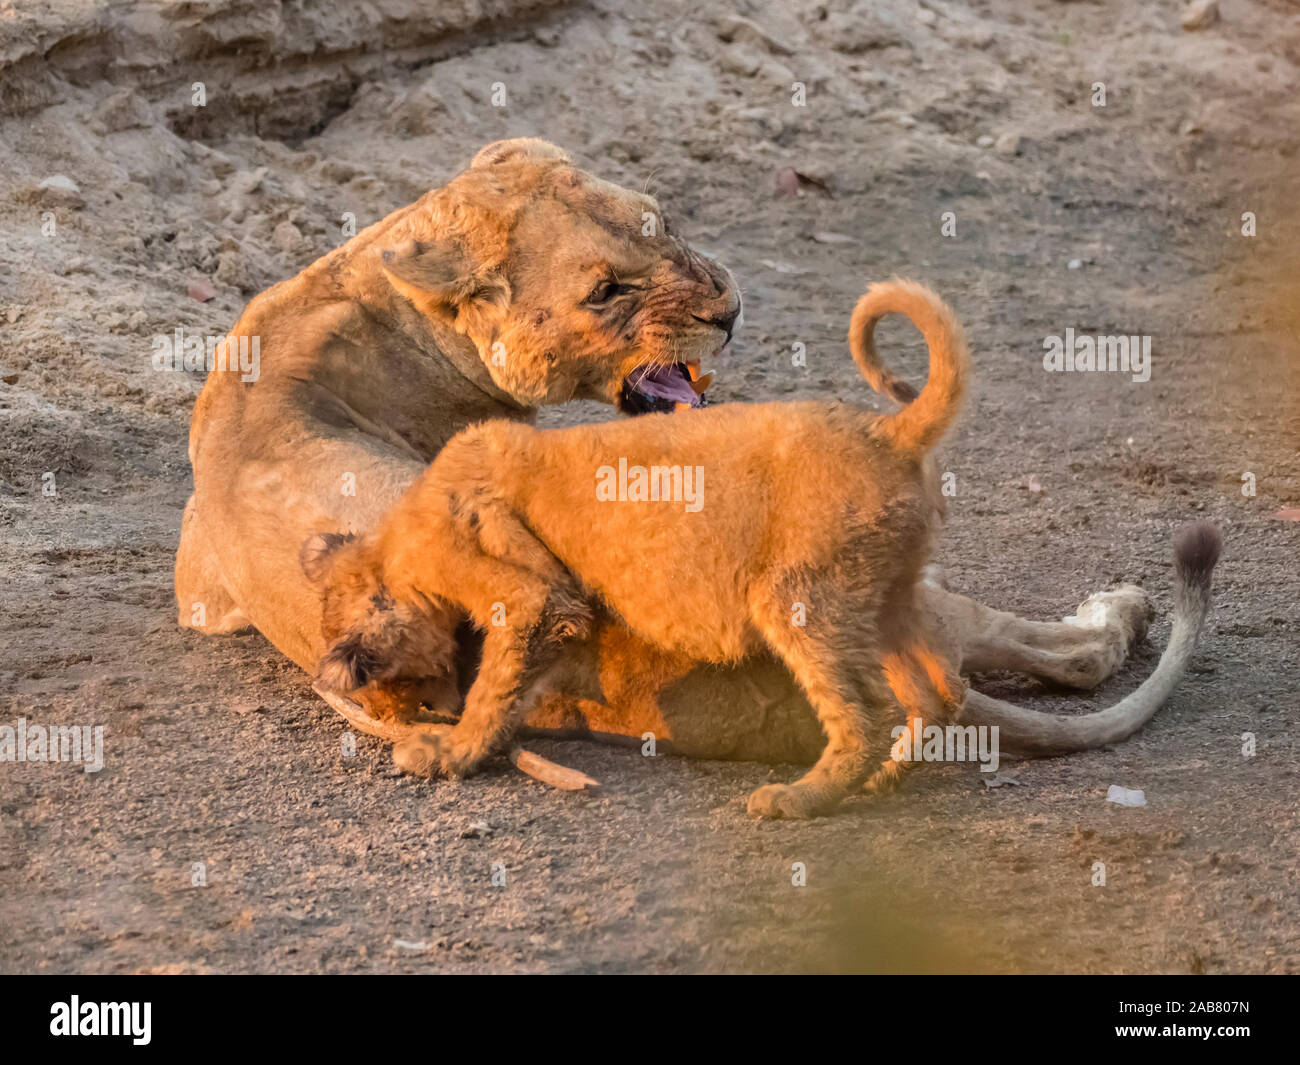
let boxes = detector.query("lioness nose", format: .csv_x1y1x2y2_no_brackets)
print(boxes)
694,306,739,338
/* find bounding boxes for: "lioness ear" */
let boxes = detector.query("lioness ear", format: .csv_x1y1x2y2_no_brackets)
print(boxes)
300,531,355,584
471,138,570,169
316,631,376,693
380,240,509,329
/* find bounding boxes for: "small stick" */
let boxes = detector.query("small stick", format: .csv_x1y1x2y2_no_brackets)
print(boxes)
312,685,599,791
507,746,600,791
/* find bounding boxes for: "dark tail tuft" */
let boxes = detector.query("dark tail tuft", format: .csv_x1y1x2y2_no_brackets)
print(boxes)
1173,522,1222,590
887,379,919,403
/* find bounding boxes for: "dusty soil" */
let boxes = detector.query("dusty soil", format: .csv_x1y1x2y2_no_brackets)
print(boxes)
1,0,1297,974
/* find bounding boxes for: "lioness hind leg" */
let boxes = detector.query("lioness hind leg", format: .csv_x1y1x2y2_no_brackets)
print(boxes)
175,494,251,633
931,582,1152,690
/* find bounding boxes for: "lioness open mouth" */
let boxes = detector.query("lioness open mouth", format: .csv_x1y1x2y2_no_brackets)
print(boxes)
618,360,714,415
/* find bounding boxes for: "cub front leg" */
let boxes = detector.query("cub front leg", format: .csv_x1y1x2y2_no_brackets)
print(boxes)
394,593,584,779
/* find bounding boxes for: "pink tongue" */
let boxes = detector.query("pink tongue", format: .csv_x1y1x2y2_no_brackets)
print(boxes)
633,364,701,407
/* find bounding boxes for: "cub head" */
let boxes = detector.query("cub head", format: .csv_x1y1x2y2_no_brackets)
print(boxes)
299,531,457,694
380,137,741,415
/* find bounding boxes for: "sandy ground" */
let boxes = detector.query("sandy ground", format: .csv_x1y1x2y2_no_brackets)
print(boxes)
1,0,1298,973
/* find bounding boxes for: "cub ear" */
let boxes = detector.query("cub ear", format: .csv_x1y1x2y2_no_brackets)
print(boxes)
380,239,509,327
299,531,355,584
471,138,570,169
315,631,377,693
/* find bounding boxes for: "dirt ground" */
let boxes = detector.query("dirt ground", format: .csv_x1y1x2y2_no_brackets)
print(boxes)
1,0,1297,974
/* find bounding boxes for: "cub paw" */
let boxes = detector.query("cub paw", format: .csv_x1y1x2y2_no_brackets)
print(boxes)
746,783,821,820
392,727,454,778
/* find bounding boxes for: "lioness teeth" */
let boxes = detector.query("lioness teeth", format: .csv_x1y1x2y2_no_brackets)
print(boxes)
684,360,713,396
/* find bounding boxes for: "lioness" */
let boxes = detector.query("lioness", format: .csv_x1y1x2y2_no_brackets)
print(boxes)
177,137,1186,766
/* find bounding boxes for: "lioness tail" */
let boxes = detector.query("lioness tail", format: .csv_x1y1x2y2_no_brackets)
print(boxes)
962,523,1222,755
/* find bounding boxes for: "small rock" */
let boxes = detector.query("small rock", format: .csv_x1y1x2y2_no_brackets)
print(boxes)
94,89,153,132
37,174,84,207
272,220,303,254
720,42,762,78
810,231,857,245
392,939,430,952
715,14,796,56
1181,0,1218,31
827,8,905,53
994,132,1022,157
187,278,217,303
1107,785,1147,807
5,307,20,324
976,134,995,148
916,7,937,28
461,821,493,839
214,251,250,291
39,174,80,195
1067,258,1083,270
2,372,19,385
1026,474,1043,493
775,167,832,197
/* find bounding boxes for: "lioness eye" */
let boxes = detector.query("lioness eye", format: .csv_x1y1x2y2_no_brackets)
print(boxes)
587,280,619,304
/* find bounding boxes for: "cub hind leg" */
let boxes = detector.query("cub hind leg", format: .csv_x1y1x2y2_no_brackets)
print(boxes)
744,583,895,819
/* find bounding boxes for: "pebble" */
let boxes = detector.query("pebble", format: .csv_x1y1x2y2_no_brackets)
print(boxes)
1182,0,1219,31
994,132,1022,157
37,174,84,207
272,220,303,254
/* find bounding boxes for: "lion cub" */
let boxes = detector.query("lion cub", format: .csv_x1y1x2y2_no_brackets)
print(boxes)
303,280,970,819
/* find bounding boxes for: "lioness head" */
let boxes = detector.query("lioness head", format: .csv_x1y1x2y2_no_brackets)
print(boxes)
380,138,740,414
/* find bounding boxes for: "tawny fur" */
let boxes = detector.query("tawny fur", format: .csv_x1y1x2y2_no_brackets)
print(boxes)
307,281,971,819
